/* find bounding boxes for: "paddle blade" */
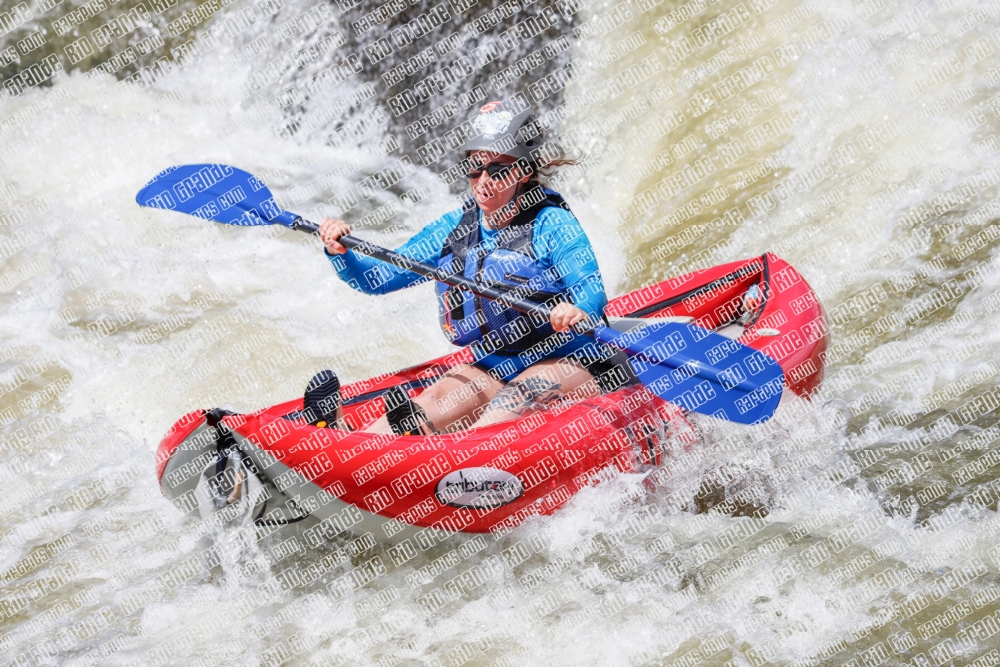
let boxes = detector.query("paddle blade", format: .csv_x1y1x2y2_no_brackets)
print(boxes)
595,322,785,424
135,164,300,228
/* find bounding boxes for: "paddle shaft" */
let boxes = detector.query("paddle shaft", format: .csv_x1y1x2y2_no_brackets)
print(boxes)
291,218,562,325
293,218,742,387
135,163,782,418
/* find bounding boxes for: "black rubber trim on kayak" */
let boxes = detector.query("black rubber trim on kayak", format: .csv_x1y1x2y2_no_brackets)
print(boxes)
281,376,442,421
645,426,657,466
743,254,771,329
206,408,314,526
623,258,765,319
246,462,312,526
205,408,238,482
344,376,441,407
253,498,312,526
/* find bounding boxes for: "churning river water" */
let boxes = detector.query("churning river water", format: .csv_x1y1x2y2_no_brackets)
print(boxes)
2,0,1000,664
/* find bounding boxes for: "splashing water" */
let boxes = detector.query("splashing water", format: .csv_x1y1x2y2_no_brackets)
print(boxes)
2,0,1000,664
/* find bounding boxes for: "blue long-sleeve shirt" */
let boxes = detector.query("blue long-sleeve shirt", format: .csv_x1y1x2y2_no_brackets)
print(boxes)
327,204,609,371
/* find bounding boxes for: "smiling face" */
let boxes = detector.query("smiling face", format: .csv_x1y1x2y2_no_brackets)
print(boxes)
467,150,531,218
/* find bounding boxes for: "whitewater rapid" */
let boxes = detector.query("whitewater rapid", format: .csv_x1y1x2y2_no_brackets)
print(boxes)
2,0,1000,664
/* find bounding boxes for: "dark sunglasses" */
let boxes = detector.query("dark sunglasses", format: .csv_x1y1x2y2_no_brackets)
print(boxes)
466,162,517,180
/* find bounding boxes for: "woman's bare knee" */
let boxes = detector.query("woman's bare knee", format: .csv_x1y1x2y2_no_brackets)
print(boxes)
416,364,504,432
473,358,599,426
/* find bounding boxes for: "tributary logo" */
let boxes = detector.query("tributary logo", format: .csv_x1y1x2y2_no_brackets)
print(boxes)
435,468,524,509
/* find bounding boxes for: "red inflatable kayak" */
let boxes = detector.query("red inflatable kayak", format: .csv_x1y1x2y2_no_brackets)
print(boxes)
156,253,827,545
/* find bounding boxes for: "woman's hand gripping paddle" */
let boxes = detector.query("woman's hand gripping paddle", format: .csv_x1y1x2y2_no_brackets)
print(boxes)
136,164,785,424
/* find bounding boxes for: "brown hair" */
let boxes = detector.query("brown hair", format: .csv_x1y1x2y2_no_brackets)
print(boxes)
527,142,582,187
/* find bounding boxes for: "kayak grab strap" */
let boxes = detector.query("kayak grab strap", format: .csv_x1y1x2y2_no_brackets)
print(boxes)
205,407,238,482
204,408,312,527
624,255,767,319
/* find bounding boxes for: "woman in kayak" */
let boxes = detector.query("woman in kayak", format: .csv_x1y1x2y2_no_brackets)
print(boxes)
308,100,634,434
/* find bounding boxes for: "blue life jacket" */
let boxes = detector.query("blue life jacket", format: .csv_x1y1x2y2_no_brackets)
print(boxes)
436,187,573,354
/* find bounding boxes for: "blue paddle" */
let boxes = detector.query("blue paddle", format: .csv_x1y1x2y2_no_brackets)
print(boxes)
136,164,784,424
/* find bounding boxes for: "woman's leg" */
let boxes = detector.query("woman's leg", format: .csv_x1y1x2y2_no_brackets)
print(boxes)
363,364,505,433
471,358,601,428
